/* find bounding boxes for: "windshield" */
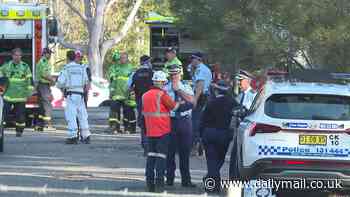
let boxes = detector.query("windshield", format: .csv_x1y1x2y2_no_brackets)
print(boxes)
265,94,350,120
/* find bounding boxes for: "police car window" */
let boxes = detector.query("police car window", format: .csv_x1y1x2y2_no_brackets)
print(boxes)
265,94,350,120
248,89,263,114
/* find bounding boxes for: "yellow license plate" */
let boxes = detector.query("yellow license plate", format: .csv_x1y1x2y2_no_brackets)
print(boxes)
299,135,327,146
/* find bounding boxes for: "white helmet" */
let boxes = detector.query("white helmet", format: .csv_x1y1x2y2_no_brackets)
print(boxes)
152,71,167,82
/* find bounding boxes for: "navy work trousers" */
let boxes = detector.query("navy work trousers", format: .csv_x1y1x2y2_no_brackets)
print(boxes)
166,117,193,184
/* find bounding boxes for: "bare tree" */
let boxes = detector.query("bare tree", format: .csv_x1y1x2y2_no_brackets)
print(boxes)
54,0,143,77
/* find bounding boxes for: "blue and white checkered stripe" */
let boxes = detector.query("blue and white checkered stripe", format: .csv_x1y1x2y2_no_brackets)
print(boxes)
258,145,350,157
258,145,281,156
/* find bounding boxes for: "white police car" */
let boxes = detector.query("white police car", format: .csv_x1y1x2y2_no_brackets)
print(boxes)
234,70,350,189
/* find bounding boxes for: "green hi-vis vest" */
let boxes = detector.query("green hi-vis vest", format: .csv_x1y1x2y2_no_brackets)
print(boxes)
0,61,33,102
108,63,134,101
36,57,51,84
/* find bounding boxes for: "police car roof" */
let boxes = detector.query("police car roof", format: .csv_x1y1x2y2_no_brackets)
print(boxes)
264,70,350,96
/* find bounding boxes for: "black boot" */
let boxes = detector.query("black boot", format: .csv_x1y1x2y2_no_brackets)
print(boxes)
16,128,23,137
81,136,91,144
155,179,165,193
146,181,155,192
166,178,174,186
65,137,78,144
182,181,196,188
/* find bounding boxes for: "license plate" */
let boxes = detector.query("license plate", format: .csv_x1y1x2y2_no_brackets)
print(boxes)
299,135,327,145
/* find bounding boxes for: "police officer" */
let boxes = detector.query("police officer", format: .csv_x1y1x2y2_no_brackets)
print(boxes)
190,52,212,156
164,64,196,187
128,55,153,152
36,48,55,131
107,51,135,134
201,80,237,193
143,71,179,193
0,48,33,137
56,50,91,144
229,70,257,179
236,70,256,110
164,47,182,73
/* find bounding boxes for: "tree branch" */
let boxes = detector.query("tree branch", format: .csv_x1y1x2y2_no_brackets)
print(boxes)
105,0,119,14
62,0,88,25
102,0,143,51
83,0,93,19
56,17,88,52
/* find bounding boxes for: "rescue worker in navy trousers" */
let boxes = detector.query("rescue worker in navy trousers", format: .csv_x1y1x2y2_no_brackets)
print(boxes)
164,64,196,188
201,80,237,193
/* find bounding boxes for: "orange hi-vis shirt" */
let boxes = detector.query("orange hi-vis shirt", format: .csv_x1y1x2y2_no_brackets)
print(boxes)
142,87,179,137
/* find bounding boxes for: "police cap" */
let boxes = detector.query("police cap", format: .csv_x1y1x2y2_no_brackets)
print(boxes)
165,47,177,54
236,70,253,80
140,55,152,64
190,52,203,61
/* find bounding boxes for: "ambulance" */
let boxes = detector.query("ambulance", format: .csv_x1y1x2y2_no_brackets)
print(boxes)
0,1,56,132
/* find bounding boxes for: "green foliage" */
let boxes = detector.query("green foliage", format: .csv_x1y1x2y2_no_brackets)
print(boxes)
53,0,171,75
171,0,350,72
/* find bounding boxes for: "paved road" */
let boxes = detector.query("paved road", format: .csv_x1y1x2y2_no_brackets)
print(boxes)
0,108,347,197
0,129,212,197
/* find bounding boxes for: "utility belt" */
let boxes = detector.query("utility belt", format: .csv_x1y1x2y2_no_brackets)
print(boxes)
171,109,192,119
197,93,208,108
64,91,84,98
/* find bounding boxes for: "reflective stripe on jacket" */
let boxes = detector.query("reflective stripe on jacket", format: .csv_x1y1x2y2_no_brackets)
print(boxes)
142,88,178,137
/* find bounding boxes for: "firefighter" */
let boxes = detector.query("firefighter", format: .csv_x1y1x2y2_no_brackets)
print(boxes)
143,71,180,192
124,80,137,134
36,48,55,131
164,47,182,74
56,50,91,144
164,64,196,188
128,55,153,150
0,48,33,137
201,80,236,193
107,51,135,134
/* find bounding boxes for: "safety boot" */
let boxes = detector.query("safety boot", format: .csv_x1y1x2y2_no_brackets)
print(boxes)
15,128,23,137
146,181,155,192
155,179,165,193
65,137,78,144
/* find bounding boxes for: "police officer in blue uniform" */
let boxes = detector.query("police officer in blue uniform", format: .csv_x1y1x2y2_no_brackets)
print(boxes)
229,70,257,179
190,52,213,156
164,64,196,188
201,80,237,193
129,55,153,155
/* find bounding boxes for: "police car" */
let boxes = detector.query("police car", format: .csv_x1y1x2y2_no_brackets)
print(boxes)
234,70,350,188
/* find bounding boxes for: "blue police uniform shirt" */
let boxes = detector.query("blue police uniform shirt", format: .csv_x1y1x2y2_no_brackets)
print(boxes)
164,81,194,117
127,71,135,89
236,87,257,110
192,63,212,94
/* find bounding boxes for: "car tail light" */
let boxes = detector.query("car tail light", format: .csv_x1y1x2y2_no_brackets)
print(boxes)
249,123,282,136
272,160,350,167
345,128,350,134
